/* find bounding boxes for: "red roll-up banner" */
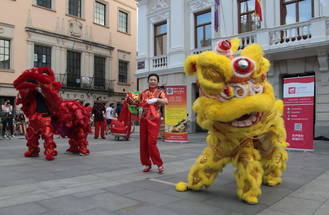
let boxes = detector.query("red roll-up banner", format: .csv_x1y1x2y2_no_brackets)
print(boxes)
283,76,315,151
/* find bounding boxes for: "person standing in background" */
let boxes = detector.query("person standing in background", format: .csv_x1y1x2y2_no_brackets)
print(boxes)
115,98,125,118
1,100,14,138
105,103,116,134
139,74,168,174
92,97,106,139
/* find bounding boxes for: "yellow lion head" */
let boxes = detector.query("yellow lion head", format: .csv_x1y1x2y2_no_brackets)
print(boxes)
185,38,278,133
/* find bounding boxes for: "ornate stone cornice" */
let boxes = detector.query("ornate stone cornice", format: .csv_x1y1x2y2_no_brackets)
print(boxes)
25,27,114,51
149,11,170,23
187,0,213,12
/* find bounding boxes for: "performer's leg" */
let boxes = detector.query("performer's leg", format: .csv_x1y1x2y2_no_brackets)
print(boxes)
94,121,100,138
257,131,288,186
24,124,40,157
184,136,230,190
66,139,79,153
232,146,263,204
147,118,163,167
140,118,151,166
41,118,57,161
262,145,288,186
100,120,106,139
76,128,90,155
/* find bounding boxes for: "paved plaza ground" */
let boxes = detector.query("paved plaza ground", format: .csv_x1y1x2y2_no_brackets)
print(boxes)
1,130,329,215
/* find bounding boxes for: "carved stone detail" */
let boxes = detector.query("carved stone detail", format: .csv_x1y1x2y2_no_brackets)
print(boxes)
149,12,169,23
68,19,83,38
155,0,168,8
318,54,329,73
187,0,212,12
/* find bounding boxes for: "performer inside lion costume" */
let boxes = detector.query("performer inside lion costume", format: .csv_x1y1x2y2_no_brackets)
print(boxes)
13,67,90,160
176,38,288,204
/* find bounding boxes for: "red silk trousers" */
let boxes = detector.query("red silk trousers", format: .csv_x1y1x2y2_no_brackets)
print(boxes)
139,117,163,167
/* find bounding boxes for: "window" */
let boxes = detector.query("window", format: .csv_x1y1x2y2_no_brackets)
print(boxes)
94,56,105,89
34,45,51,68
36,0,52,9
95,1,106,26
0,39,10,69
118,10,128,33
194,9,211,48
238,0,260,33
118,60,128,84
154,21,167,56
68,0,82,17
67,51,81,88
281,0,313,25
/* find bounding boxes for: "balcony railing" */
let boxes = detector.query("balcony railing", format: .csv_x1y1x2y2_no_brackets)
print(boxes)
138,17,329,74
269,21,312,46
191,46,212,55
213,17,328,52
55,74,114,92
151,55,168,70
239,32,257,49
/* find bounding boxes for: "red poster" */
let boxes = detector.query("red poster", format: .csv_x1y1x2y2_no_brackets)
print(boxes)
164,86,188,142
283,76,315,151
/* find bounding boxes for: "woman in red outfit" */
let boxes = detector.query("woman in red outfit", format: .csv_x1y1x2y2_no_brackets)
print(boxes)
140,74,168,174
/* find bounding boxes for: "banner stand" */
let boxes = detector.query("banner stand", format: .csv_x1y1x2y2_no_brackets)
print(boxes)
164,86,189,143
283,76,315,151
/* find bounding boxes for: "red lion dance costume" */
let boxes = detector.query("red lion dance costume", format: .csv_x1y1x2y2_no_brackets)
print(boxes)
13,67,90,160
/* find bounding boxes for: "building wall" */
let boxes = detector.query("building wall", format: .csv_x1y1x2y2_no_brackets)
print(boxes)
137,0,329,136
0,0,137,107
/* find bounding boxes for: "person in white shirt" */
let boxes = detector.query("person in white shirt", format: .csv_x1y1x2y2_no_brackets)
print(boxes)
1,100,14,138
105,103,116,134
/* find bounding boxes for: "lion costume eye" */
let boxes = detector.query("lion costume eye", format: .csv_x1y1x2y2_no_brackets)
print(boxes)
232,57,255,78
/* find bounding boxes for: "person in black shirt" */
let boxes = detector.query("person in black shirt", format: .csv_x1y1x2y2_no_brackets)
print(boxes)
92,97,106,139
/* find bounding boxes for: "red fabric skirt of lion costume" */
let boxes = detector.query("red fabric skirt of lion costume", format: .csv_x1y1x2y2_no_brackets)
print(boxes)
13,67,90,160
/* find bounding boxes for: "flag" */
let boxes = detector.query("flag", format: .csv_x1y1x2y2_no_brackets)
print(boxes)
214,0,219,32
255,0,262,21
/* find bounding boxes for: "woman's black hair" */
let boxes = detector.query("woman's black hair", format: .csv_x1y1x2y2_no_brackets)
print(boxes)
148,73,159,82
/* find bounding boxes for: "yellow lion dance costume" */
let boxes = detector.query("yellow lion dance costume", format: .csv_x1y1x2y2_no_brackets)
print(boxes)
176,38,288,204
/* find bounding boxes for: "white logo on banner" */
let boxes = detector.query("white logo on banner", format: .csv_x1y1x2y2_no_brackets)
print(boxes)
283,82,314,98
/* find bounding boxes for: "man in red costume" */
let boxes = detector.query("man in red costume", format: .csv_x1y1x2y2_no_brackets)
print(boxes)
23,88,57,160
140,74,168,174
14,67,90,161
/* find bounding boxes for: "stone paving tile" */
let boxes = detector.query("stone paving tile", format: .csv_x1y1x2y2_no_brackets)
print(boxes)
73,207,120,215
0,202,48,215
313,198,329,215
259,186,293,206
290,182,329,202
72,189,108,198
202,183,268,215
104,182,145,195
268,196,323,215
125,190,181,206
129,179,174,192
162,187,213,202
256,208,292,215
163,199,231,215
37,196,97,214
88,192,139,211
116,205,181,215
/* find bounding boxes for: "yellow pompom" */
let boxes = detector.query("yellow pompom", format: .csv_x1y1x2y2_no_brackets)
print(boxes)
176,181,188,192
